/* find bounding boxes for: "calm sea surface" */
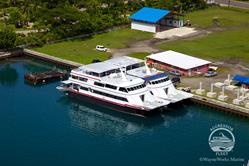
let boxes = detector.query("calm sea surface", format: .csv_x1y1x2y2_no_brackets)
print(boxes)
0,58,248,166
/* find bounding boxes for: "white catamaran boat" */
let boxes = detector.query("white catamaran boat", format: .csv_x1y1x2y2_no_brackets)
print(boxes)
105,56,193,103
57,61,170,116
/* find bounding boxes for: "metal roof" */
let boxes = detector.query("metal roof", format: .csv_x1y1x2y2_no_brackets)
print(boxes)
105,56,144,67
147,51,211,70
142,73,168,81
129,7,171,23
75,56,143,74
79,62,118,73
233,75,249,84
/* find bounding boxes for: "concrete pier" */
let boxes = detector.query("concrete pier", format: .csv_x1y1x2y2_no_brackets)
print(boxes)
191,95,249,118
23,49,81,68
0,49,22,60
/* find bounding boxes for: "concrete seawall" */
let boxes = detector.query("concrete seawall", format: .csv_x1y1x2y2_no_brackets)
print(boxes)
0,49,23,60
191,95,249,118
23,49,81,68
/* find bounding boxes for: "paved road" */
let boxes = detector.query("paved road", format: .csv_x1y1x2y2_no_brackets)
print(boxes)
215,0,249,9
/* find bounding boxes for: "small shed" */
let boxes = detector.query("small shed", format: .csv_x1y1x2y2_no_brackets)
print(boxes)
147,51,211,76
129,7,184,33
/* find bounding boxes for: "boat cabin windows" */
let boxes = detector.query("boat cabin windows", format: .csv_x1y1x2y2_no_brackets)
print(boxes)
94,82,117,90
71,75,88,82
127,83,146,92
105,84,117,90
92,89,128,102
100,69,121,77
150,77,169,85
71,75,78,80
85,71,100,77
79,77,88,82
80,86,89,91
119,87,128,93
126,63,144,71
94,82,105,87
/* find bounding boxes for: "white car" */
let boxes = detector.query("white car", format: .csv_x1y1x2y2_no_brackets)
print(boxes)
96,45,108,52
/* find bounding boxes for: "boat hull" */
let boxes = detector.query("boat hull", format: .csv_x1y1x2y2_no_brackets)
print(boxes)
67,90,162,117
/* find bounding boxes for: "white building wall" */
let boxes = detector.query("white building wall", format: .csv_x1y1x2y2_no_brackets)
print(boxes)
131,21,156,33
205,0,215,4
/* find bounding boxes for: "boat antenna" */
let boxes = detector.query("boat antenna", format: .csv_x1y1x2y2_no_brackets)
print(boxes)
144,58,151,75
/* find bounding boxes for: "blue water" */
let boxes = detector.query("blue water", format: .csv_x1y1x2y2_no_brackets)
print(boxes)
0,58,249,166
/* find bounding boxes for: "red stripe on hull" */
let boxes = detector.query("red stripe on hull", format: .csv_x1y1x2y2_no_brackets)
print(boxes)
67,90,161,117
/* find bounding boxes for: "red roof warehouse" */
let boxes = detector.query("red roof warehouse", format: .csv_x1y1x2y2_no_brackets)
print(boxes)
147,51,211,76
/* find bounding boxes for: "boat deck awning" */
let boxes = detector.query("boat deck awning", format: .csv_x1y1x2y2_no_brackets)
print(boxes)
143,73,167,81
233,75,249,85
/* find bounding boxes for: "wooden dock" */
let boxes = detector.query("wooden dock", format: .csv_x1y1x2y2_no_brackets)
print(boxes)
24,70,67,85
191,95,249,118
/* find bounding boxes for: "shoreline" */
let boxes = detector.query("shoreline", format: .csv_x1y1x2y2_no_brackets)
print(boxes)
1,49,249,118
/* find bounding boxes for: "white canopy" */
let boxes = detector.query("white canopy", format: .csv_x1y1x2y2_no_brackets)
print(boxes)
147,50,211,70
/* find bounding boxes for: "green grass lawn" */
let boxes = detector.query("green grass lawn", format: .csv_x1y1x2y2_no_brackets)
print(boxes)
128,52,149,60
156,7,249,63
185,7,249,28
157,28,249,62
32,28,153,64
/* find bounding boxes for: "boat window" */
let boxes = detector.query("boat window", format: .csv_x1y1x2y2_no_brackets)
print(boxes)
105,84,117,90
94,82,105,87
119,87,128,93
80,86,88,91
91,72,99,77
92,89,128,102
127,83,146,91
150,77,170,85
79,77,88,82
72,75,78,80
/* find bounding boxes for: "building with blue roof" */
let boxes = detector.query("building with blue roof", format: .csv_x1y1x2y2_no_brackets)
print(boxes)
233,75,249,88
129,7,184,33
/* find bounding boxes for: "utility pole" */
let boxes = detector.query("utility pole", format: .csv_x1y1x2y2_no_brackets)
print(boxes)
228,0,231,7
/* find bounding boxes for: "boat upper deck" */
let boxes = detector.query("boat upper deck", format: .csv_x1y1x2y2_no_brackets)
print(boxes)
71,61,145,87
71,56,169,87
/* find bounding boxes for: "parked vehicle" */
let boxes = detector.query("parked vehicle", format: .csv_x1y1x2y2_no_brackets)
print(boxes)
171,77,181,84
169,71,181,77
96,45,108,52
204,71,217,77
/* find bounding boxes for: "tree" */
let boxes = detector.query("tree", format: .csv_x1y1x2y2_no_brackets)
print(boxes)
0,26,17,49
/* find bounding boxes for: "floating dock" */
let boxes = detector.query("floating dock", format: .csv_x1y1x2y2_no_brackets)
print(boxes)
24,70,67,85
191,95,249,118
